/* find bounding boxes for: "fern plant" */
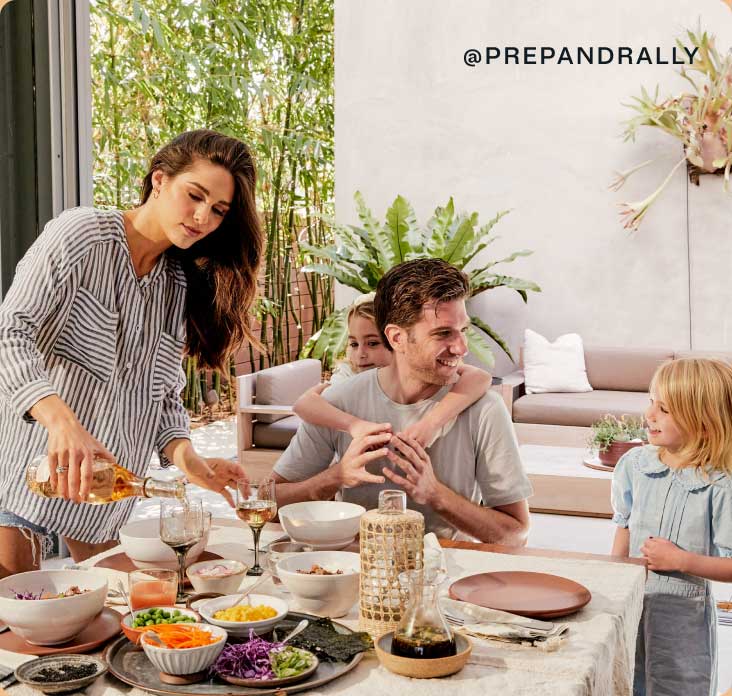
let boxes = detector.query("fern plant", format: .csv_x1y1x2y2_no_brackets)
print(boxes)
299,192,540,369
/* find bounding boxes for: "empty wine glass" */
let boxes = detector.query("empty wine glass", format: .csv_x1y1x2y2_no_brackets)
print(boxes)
159,498,204,602
236,479,277,576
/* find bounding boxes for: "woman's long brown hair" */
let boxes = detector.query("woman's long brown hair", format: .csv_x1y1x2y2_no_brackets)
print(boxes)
141,130,264,371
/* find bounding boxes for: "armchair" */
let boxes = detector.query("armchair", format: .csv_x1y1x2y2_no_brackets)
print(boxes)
236,359,322,462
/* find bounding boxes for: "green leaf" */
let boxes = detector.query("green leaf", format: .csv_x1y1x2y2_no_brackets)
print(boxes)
470,315,514,362
384,195,418,263
300,308,349,369
475,249,534,273
443,213,477,267
424,198,455,258
354,191,394,269
332,224,375,261
299,242,364,273
465,326,496,369
300,263,372,293
150,17,166,49
455,210,511,268
470,272,541,298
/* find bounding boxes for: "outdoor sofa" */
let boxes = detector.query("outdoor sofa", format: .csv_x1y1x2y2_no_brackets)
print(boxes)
503,346,732,442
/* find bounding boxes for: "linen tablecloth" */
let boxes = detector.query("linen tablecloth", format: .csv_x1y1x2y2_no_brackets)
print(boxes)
1,519,645,696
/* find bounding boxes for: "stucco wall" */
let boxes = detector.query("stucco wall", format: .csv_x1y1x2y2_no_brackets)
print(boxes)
334,0,732,357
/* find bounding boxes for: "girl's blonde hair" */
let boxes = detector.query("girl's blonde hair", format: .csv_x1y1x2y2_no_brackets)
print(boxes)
651,357,732,475
336,295,381,374
347,300,376,326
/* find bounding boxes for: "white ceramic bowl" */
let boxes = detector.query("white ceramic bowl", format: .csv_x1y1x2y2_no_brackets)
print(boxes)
276,551,360,618
186,559,248,595
141,624,227,675
118,518,209,570
278,501,365,549
197,593,288,636
0,570,107,645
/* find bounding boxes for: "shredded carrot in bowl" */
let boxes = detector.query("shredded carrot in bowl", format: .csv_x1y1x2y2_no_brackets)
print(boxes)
143,623,223,649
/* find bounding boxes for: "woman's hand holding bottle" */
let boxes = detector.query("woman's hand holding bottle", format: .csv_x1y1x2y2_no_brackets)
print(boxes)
30,395,116,503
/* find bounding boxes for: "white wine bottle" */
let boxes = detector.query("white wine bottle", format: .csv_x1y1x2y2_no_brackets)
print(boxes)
26,456,186,504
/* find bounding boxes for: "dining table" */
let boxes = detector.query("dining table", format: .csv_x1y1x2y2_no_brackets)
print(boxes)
0,519,646,696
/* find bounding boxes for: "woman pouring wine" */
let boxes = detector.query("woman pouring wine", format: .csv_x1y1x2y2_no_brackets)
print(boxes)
0,130,262,577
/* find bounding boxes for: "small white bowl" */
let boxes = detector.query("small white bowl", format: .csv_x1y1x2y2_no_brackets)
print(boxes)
141,624,227,675
197,593,288,636
278,501,365,549
118,518,209,570
186,560,248,595
276,551,360,618
0,570,107,645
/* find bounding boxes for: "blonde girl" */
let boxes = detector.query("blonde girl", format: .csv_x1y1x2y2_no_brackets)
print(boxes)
293,294,492,446
611,358,732,696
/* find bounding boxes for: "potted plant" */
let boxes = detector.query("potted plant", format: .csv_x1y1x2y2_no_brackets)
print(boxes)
588,414,648,468
298,192,541,369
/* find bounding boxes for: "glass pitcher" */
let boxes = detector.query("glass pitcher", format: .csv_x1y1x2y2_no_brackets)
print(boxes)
391,550,456,659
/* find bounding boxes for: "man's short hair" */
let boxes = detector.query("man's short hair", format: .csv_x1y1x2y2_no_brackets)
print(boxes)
374,258,470,351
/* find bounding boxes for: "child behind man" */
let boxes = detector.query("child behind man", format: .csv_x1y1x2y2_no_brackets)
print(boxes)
611,358,732,696
294,293,492,446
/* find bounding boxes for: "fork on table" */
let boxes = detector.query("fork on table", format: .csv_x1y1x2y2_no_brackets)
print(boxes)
444,612,465,627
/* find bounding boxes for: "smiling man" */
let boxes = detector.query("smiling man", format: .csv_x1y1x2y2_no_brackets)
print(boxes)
272,258,532,543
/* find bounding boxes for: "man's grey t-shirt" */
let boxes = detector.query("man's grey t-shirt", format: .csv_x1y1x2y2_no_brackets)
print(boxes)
273,369,532,539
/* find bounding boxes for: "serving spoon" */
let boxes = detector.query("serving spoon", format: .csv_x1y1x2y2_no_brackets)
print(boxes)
116,581,135,616
142,631,164,646
282,619,308,644
230,573,271,607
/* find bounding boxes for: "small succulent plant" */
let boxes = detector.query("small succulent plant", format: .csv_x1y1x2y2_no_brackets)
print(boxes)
588,414,648,453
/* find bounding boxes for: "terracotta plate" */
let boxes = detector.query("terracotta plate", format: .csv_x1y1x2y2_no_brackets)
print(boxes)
220,653,318,688
582,456,616,473
95,551,223,585
448,571,592,619
0,607,122,655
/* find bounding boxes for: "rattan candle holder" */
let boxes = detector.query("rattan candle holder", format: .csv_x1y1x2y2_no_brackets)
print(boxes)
359,490,424,636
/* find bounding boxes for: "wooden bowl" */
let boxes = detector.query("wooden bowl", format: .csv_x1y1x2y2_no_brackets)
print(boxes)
374,632,471,678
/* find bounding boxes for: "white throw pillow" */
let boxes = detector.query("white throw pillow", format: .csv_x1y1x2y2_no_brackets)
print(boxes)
523,329,593,394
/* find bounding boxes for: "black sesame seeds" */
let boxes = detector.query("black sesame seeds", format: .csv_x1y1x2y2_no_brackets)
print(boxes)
33,663,97,683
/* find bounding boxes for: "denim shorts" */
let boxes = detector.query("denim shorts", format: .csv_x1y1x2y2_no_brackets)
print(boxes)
0,510,53,537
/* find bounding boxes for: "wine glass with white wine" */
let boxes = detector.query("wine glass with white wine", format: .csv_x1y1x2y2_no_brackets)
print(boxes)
236,479,277,576
159,498,204,602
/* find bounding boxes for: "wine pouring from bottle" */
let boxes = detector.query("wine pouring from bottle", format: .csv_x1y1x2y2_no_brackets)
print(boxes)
26,456,186,504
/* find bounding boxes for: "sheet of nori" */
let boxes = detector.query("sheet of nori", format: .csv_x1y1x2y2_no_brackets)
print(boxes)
284,618,373,662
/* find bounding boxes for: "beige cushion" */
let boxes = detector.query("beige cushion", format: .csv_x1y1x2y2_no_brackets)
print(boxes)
253,415,301,448
584,347,673,392
512,390,649,427
255,359,322,423
673,350,732,363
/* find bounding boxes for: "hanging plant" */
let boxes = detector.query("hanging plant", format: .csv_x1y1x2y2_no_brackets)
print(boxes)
612,26,732,230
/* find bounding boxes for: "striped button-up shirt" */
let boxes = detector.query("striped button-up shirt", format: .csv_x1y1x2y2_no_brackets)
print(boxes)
0,207,190,542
